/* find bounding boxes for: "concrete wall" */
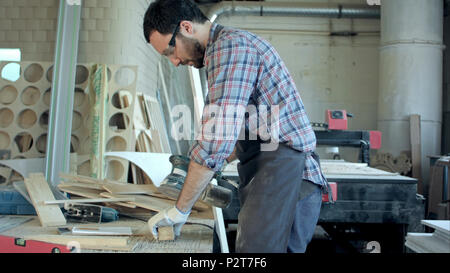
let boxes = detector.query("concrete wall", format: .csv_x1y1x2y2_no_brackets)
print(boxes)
212,0,380,161
443,6,450,154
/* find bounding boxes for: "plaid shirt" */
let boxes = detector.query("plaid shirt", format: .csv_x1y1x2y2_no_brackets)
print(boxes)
189,23,327,187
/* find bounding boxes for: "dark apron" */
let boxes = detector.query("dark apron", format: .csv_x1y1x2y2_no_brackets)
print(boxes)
234,139,321,253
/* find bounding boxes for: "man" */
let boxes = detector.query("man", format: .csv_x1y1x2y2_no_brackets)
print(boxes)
144,0,329,253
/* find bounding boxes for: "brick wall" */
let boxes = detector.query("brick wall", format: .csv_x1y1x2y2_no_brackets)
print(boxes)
0,0,160,97
0,0,58,62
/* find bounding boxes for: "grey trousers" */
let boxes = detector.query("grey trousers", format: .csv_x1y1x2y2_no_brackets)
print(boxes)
235,143,322,253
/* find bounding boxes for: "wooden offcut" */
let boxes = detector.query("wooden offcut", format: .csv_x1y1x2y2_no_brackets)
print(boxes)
24,173,66,227
158,226,175,241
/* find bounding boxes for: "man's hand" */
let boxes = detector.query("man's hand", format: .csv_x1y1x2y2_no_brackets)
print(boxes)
148,206,190,240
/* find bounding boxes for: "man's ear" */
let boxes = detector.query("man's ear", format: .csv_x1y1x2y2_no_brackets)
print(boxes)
179,21,194,35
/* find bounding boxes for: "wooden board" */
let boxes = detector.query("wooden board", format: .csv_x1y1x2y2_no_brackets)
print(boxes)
24,173,66,227
57,184,136,209
43,197,135,205
100,192,175,212
102,184,210,211
102,182,161,195
57,184,104,199
410,114,422,193
59,181,105,190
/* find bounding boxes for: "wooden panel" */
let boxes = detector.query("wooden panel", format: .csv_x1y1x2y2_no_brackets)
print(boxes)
101,192,174,212
102,183,209,211
57,184,136,209
410,114,422,193
24,173,66,227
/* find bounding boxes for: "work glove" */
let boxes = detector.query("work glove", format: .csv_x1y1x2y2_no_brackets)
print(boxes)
148,206,190,240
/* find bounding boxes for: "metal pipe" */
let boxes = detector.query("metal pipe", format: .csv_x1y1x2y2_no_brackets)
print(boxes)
206,1,380,22
46,0,82,189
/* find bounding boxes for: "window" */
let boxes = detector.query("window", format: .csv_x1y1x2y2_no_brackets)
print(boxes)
0,49,21,82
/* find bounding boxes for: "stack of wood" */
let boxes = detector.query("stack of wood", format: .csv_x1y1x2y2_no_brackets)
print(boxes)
58,173,211,217
130,93,172,185
134,92,171,154
14,172,213,252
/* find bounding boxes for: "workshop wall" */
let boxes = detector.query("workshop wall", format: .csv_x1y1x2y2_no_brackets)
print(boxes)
0,0,58,62
214,0,380,161
78,0,160,99
0,0,161,97
216,0,380,132
0,0,381,159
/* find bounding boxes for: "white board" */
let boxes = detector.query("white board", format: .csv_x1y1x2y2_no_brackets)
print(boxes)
104,152,172,187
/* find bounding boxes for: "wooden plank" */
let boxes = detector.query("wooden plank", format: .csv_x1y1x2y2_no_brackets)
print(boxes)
43,197,135,205
59,181,105,190
102,183,163,195
24,173,66,227
57,184,104,199
102,192,176,212
410,114,422,193
60,172,104,184
60,173,123,186
57,185,137,209
102,183,210,211
71,226,133,236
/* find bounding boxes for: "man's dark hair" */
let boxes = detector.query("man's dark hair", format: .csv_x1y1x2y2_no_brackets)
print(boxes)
143,0,209,43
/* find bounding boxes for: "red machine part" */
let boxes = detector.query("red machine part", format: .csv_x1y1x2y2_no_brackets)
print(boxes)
322,182,337,203
369,130,382,149
326,110,348,130
0,235,72,253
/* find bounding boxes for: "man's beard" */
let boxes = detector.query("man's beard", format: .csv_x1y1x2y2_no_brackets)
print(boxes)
179,35,206,69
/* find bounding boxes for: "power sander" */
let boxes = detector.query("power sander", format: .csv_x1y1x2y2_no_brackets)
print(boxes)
158,155,233,209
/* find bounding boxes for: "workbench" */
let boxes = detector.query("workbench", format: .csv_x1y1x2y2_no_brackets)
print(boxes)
0,214,215,253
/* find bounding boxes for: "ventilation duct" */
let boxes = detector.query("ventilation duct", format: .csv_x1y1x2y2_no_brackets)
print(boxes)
206,1,380,22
